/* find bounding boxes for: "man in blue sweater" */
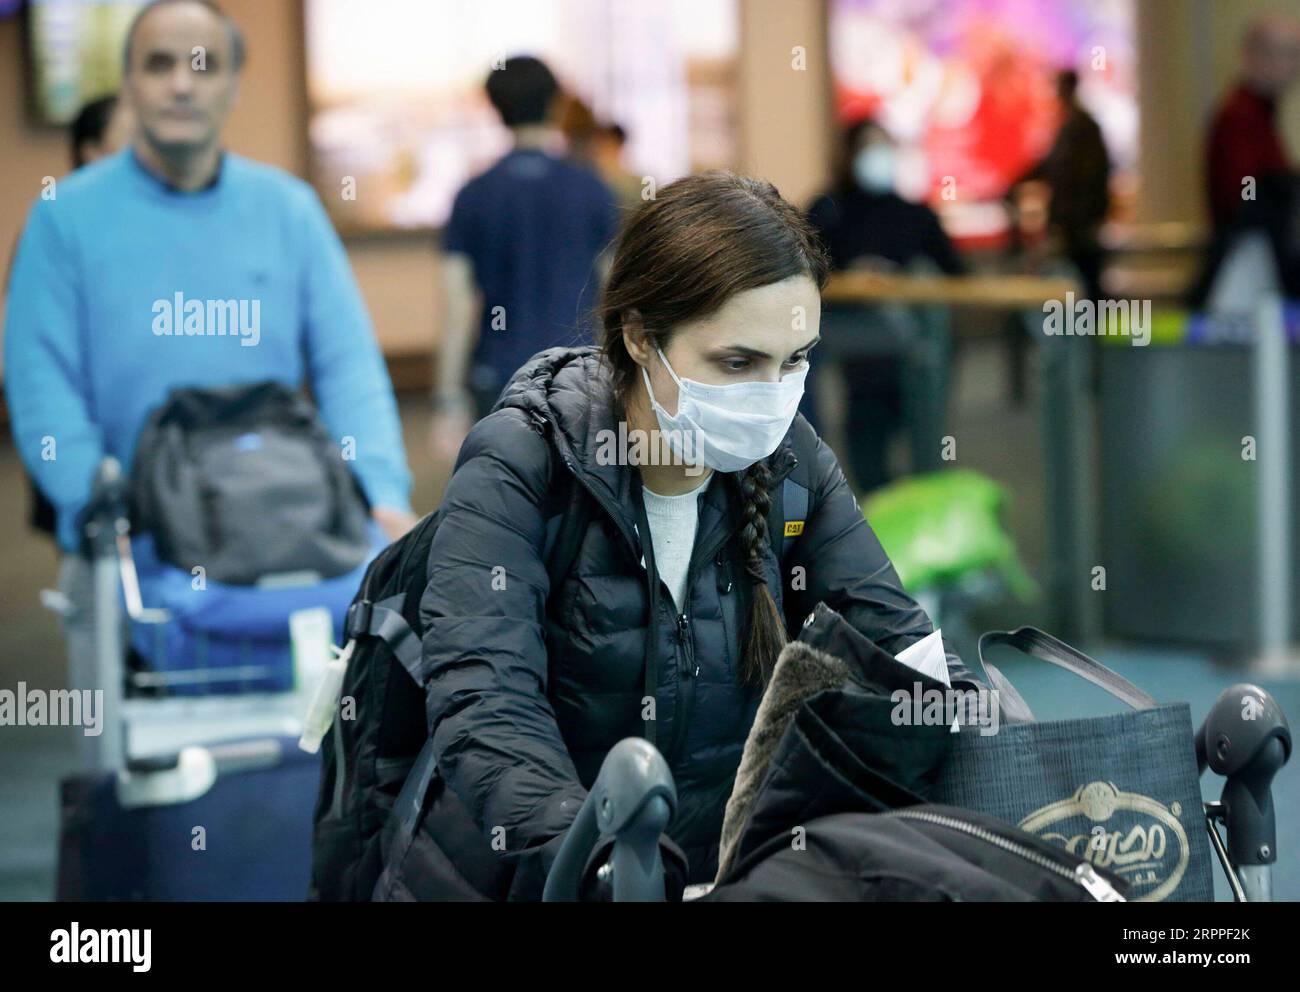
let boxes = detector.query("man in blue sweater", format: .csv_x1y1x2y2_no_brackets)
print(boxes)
4,0,415,553
4,0,415,722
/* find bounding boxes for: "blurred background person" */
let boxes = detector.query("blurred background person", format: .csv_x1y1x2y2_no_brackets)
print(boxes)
17,93,134,541
561,95,642,212
432,56,619,461
1011,70,1112,303
593,123,642,212
807,118,965,494
4,0,414,691
71,93,136,169
1205,11,1300,234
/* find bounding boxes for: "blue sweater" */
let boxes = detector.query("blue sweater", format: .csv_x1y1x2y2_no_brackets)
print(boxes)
4,148,412,550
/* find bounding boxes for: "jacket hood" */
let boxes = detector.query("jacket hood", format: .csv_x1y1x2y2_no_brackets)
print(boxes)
493,346,614,465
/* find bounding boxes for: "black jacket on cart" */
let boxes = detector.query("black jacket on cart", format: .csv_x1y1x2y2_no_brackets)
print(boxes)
703,603,1124,902
384,347,980,899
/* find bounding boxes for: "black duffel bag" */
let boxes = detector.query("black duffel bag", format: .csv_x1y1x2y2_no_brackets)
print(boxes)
130,381,372,585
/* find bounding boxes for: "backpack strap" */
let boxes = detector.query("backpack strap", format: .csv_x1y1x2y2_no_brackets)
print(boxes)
768,421,819,566
378,734,440,899
345,595,421,681
779,478,810,560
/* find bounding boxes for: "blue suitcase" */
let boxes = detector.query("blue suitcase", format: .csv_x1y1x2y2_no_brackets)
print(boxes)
56,736,319,900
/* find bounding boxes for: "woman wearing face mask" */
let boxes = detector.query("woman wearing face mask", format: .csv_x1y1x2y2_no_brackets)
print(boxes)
808,119,966,494
408,172,979,901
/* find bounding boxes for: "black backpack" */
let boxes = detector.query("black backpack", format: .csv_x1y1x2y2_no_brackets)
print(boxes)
308,425,819,901
131,381,372,585
307,451,593,901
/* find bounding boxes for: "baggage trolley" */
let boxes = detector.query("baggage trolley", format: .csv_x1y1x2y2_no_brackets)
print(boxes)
49,458,363,900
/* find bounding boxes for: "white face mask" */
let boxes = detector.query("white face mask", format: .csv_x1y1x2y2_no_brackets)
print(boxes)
853,143,896,194
641,346,807,473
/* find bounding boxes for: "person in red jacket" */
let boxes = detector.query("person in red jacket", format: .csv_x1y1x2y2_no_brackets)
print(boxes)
1206,12,1300,232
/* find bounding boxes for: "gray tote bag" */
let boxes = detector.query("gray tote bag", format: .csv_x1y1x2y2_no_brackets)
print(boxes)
932,627,1215,902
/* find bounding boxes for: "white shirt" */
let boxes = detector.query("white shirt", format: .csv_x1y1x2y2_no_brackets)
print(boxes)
641,473,712,612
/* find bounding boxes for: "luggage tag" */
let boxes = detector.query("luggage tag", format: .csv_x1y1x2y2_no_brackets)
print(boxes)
297,615,353,754
291,607,334,690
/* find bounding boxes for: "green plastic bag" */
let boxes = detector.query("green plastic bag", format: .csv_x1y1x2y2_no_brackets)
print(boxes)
863,469,1037,600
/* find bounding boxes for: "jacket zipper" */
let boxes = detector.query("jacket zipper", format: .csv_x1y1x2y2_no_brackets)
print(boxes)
665,614,696,766
675,613,698,678
882,808,1125,902
664,525,737,766
662,455,801,767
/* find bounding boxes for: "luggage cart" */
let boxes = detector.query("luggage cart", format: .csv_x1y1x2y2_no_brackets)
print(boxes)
49,458,360,900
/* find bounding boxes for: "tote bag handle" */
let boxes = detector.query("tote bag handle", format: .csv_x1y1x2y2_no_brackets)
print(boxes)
977,627,1159,722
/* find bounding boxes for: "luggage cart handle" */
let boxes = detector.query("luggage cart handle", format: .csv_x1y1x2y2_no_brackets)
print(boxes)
128,665,283,689
1197,684,1292,901
83,457,170,624
115,530,170,625
543,738,677,902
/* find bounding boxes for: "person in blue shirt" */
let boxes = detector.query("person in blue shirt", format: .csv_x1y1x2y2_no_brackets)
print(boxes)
431,55,619,462
4,0,415,553
3,0,415,713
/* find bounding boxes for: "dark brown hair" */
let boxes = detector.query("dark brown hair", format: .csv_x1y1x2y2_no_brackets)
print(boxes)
598,171,829,686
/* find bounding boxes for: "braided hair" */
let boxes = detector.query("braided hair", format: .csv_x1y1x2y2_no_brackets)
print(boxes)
737,459,787,685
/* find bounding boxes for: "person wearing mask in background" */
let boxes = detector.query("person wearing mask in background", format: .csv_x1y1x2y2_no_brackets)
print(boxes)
807,118,965,494
4,0,414,685
1012,70,1111,303
1206,12,1300,234
432,57,619,462
14,93,135,541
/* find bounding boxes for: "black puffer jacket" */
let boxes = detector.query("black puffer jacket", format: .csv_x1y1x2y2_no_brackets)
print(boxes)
402,347,978,898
